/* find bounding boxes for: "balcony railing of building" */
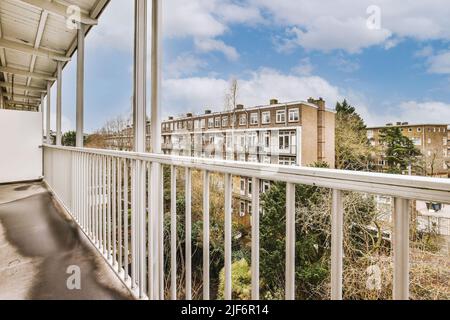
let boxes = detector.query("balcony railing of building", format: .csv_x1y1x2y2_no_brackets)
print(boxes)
43,144,450,300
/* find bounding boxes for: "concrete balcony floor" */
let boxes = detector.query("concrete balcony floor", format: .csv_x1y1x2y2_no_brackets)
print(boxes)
0,182,133,300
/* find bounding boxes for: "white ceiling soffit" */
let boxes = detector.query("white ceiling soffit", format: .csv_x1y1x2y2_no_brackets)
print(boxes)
0,0,110,109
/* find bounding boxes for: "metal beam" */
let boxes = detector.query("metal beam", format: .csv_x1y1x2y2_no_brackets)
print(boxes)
17,0,98,25
0,81,46,93
1,93,41,101
5,100,39,107
0,66,57,81
150,0,162,154
25,10,48,96
0,38,70,62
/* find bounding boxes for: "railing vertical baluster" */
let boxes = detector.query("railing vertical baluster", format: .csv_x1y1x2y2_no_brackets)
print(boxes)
107,157,112,260
251,177,260,300
285,182,296,300
118,158,123,273
95,155,99,245
203,170,210,300
147,162,153,299
159,165,164,300
224,173,232,300
112,157,117,265
124,159,129,281
393,197,410,300
139,160,146,298
103,156,107,254
131,160,137,289
185,167,192,300
331,189,343,300
170,165,177,300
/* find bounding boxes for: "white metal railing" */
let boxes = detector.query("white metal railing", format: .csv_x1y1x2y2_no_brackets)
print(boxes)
42,144,450,300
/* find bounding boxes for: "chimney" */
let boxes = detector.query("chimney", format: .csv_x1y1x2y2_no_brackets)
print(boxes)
402,122,409,125
386,123,393,126
270,99,278,105
168,116,174,120
396,122,402,126
316,98,326,162
186,113,193,117
205,110,212,115
236,104,244,110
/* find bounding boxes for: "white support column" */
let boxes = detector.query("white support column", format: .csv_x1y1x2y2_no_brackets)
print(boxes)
393,198,410,300
56,61,62,145
149,0,163,300
76,23,85,147
331,189,343,300
46,81,51,144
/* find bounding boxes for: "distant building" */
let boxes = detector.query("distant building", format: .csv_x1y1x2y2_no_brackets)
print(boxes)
161,98,336,219
367,122,449,177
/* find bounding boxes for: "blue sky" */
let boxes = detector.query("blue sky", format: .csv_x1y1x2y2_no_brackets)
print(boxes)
52,0,450,133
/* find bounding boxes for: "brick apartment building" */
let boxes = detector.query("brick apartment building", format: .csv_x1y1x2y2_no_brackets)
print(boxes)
161,98,336,218
367,122,449,177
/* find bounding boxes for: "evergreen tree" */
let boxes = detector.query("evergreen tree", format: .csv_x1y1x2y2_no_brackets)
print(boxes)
378,127,421,174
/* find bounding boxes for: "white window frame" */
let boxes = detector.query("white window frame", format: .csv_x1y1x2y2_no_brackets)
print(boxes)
222,116,228,127
262,111,271,124
239,114,247,126
208,118,214,128
215,117,220,128
276,110,286,123
288,108,300,122
250,113,258,125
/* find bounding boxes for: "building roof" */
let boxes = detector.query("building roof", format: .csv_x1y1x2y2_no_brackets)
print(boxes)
0,0,110,109
164,99,336,122
367,123,449,129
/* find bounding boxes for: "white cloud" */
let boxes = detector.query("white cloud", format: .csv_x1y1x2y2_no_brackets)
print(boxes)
253,0,450,53
427,51,450,74
282,17,391,54
415,45,434,58
396,101,450,124
162,68,342,118
194,38,240,61
166,53,207,78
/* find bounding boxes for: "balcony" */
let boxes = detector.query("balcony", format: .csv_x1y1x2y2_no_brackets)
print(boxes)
1,0,449,301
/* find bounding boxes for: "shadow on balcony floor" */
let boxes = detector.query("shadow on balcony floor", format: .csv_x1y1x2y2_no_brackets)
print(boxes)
0,181,133,300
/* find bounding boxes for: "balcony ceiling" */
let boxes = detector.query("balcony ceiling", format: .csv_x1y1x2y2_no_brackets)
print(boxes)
0,0,109,109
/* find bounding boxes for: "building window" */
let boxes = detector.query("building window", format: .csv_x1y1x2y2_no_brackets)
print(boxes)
264,131,270,148
240,202,245,217
201,119,206,129
240,179,245,195
408,128,412,132
247,132,257,147
262,156,271,164
417,127,422,132
279,156,296,165
367,130,374,139
276,110,286,123
248,155,257,162
248,179,252,195
279,131,291,150
443,137,448,146
248,204,252,215
262,111,270,124
215,117,220,127
222,116,228,127
262,181,270,193
194,120,200,129
289,108,300,122
208,118,214,128
250,113,258,125
412,137,422,146
428,138,432,144
239,114,247,125
187,121,193,130
443,149,448,157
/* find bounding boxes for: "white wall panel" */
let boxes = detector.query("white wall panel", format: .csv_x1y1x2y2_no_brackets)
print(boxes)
0,110,42,183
